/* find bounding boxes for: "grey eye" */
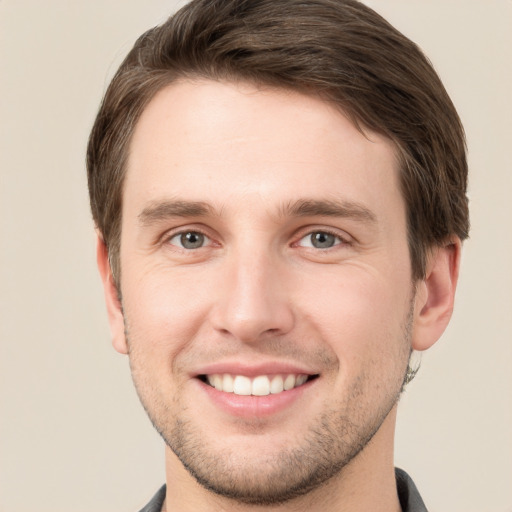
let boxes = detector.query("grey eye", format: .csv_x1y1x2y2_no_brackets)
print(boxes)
169,231,208,249
310,232,336,248
181,232,204,249
298,231,340,249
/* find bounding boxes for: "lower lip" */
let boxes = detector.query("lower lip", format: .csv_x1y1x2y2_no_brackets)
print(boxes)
196,378,316,418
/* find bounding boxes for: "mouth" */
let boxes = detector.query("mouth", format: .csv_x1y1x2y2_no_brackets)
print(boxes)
198,373,319,396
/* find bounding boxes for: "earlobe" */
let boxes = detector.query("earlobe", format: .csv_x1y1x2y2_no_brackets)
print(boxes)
412,238,462,351
96,234,128,355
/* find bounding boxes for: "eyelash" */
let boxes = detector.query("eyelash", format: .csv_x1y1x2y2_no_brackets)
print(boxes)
294,228,351,250
162,226,351,252
164,229,213,250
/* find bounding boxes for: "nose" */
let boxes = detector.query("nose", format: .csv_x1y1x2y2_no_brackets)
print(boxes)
210,247,295,343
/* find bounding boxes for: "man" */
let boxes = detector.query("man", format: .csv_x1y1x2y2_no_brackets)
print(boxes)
87,0,469,510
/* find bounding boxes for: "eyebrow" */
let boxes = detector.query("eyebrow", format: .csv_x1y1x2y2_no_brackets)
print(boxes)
138,198,377,226
282,199,377,224
138,200,215,226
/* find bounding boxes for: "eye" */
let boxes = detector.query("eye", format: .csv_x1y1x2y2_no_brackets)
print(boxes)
297,231,343,249
168,231,210,250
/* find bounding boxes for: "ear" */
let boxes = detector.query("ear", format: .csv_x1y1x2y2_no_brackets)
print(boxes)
412,238,462,351
96,234,128,354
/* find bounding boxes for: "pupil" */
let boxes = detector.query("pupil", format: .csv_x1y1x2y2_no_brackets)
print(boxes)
312,232,335,248
181,232,204,249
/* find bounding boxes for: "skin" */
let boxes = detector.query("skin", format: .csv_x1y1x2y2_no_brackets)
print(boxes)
97,79,461,511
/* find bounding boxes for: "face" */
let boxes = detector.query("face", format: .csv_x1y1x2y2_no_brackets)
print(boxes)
111,80,418,504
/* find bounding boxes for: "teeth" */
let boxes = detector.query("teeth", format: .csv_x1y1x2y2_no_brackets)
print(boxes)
223,374,234,393
296,374,307,386
252,375,270,396
205,373,310,396
212,374,223,391
283,374,296,390
270,375,284,394
233,375,252,395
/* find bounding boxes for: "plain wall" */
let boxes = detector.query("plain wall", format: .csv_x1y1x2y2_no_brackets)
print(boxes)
1,1,511,511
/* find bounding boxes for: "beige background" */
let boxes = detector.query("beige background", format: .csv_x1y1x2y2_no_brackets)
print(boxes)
1,1,511,511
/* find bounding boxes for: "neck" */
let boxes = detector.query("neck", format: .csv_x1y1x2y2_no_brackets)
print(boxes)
163,407,401,512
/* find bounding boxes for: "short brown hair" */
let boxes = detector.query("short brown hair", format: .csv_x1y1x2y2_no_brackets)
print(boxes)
87,0,469,284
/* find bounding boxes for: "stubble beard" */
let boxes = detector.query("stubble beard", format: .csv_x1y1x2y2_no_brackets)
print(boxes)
125,303,414,507
166,401,393,506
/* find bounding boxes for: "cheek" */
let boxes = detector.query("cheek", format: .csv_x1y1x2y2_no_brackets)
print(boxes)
121,263,214,355
296,265,412,371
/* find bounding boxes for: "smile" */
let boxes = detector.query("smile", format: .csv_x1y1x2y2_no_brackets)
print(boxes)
202,373,317,396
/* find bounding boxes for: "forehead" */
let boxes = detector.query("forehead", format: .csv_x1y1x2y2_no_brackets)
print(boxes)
124,79,403,225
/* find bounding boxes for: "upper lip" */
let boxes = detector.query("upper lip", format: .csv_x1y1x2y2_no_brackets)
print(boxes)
192,360,319,378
